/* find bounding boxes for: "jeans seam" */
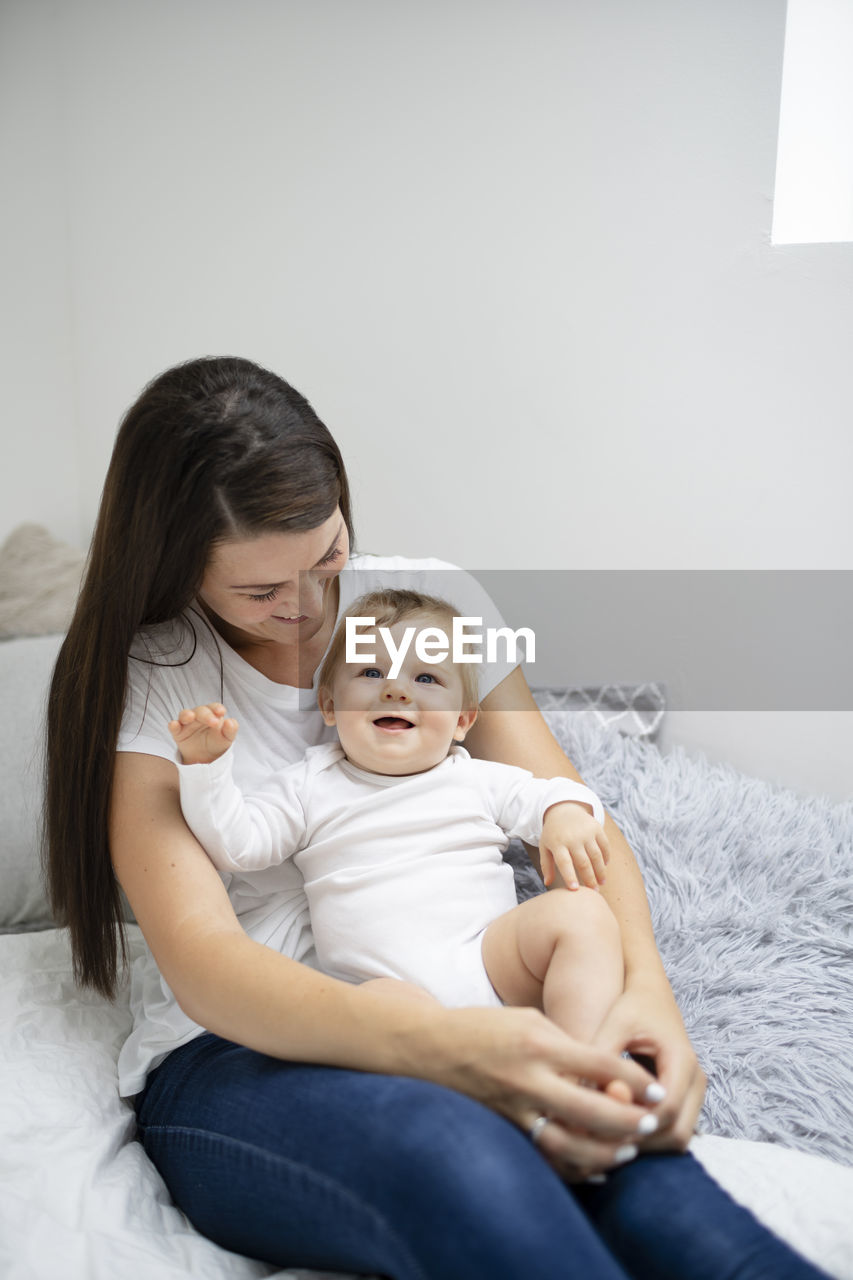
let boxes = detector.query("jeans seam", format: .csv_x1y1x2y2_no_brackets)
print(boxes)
143,1122,431,1280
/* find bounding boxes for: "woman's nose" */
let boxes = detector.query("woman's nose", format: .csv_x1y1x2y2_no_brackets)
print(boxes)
298,574,325,615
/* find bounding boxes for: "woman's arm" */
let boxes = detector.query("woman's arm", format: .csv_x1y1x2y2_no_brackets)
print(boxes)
111,749,664,1176
464,666,706,1149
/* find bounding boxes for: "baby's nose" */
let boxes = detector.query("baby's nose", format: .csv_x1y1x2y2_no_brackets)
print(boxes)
382,682,411,702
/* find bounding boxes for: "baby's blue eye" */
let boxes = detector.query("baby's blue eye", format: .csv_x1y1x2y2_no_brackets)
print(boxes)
415,673,437,684
360,668,383,679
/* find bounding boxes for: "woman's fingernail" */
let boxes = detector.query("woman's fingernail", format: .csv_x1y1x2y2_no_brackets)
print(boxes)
585,1174,608,1184
636,1113,659,1136
613,1144,639,1164
644,1082,667,1104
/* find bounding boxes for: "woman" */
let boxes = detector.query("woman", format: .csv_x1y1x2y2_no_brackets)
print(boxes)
45,356,827,1279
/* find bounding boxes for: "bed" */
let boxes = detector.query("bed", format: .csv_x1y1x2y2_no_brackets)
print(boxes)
1,528,852,1279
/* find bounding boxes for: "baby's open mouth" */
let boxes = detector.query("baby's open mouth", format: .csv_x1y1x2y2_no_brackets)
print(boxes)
372,717,414,731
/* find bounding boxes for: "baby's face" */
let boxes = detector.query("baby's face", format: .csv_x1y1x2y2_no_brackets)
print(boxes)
320,618,476,776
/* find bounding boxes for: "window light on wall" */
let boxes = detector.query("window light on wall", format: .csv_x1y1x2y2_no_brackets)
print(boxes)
772,0,853,245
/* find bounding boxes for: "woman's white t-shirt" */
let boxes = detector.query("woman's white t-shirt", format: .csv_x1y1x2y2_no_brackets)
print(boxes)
115,554,517,1096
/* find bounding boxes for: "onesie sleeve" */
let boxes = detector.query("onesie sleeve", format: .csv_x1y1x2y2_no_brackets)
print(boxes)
176,751,309,872
476,760,605,845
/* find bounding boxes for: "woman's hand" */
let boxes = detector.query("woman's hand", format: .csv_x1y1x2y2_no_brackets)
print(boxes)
591,980,707,1151
427,1004,666,1179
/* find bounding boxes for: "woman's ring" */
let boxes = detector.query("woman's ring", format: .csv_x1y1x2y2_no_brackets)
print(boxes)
527,1114,549,1145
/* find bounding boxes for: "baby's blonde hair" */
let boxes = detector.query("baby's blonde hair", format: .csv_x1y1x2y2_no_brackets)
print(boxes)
318,588,480,711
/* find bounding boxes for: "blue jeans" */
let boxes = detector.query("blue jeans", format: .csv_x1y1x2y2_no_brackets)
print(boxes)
135,1033,828,1280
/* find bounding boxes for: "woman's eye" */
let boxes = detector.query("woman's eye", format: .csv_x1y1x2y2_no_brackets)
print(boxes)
318,546,343,568
247,588,279,603
415,673,437,684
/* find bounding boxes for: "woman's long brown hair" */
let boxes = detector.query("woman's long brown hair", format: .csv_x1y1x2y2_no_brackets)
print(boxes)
44,356,354,997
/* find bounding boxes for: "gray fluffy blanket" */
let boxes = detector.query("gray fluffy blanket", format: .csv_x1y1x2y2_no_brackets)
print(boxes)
506,711,853,1169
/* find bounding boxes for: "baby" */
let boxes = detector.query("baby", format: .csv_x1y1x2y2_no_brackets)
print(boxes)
168,589,624,1046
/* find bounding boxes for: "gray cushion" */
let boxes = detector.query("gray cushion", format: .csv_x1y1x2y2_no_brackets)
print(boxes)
0,633,64,930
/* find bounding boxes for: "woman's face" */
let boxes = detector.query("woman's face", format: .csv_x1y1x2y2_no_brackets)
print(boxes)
198,508,349,647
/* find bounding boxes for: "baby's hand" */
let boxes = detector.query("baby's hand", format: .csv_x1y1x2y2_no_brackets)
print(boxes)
540,801,610,891
167,703,239,765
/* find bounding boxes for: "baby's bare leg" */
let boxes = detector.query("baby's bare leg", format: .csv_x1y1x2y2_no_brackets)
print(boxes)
481,889,624,1043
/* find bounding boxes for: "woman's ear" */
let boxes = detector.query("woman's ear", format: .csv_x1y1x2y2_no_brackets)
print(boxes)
453,707,478,742
317,686,336,726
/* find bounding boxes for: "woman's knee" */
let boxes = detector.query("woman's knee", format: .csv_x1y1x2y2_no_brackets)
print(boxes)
380,1080,561,1216
372,1083,603,1274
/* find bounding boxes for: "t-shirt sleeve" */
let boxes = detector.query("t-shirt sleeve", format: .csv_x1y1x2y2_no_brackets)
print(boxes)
116,651,184,763
431,562,519,701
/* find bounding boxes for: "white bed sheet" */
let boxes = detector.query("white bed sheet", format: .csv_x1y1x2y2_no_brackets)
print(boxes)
2,927,851,1280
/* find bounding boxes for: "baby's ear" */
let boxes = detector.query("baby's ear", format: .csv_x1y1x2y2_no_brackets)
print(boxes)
453,706,478,741
317,686,336,726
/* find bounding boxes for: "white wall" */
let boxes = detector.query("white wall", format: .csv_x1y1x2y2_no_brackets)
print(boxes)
657,712,852,804
1,0,850,798
0,2,78,545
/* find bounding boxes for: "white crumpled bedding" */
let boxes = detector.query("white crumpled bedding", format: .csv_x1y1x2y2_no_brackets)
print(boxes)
2,927,852,1280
